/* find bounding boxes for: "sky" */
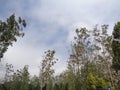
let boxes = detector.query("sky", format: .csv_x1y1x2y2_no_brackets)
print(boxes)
0,0,120,77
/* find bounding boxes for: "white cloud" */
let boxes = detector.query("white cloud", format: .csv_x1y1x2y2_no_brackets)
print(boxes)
1,0,120,76
4,42,41,75
26,0,120,41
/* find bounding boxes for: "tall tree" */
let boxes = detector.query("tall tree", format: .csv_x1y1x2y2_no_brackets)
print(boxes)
29,75,40,90
93,25,114,84
39,50,58,90
0,14,26,59
112,22,120,89
112,22,120,72
21,65,30,90
4,63,14,90
67,25,115,90
11,65,29,90
67,27,93,90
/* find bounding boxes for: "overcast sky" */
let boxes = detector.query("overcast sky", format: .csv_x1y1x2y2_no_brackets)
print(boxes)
0,0,120,76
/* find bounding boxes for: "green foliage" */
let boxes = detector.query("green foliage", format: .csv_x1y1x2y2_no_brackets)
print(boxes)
113,22,120,39
112,22,120,72
0,14,26,59
87,73,96,90
3,65,30,90
29,75,40,90
53,83,59,90
21,65,30,90
86,72,113,90
111,22,120,90
66,25,117,90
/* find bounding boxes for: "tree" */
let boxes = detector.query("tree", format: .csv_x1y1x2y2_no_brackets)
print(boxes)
112,22,120,90
67,27,95,90
112,22,120,72
21,65,30,90
0,14,26,59
11,65,29,90
29,75,40,90
12,69,23,90
39,50,58,90
66,25,116,90
86,72,114,90
4,63,14,90
4,63,14,82
93,25,114,84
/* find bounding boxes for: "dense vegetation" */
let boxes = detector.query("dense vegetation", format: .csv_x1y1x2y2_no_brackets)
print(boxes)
0,15,120,90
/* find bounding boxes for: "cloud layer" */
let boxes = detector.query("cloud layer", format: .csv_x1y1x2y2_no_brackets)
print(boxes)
0,0,120,76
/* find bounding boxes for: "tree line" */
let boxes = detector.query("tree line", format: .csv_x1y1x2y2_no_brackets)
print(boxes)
0,14,120,90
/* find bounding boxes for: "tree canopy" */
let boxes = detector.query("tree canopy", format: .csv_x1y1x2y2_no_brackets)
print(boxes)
0,14,26,59
112,22,120,72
